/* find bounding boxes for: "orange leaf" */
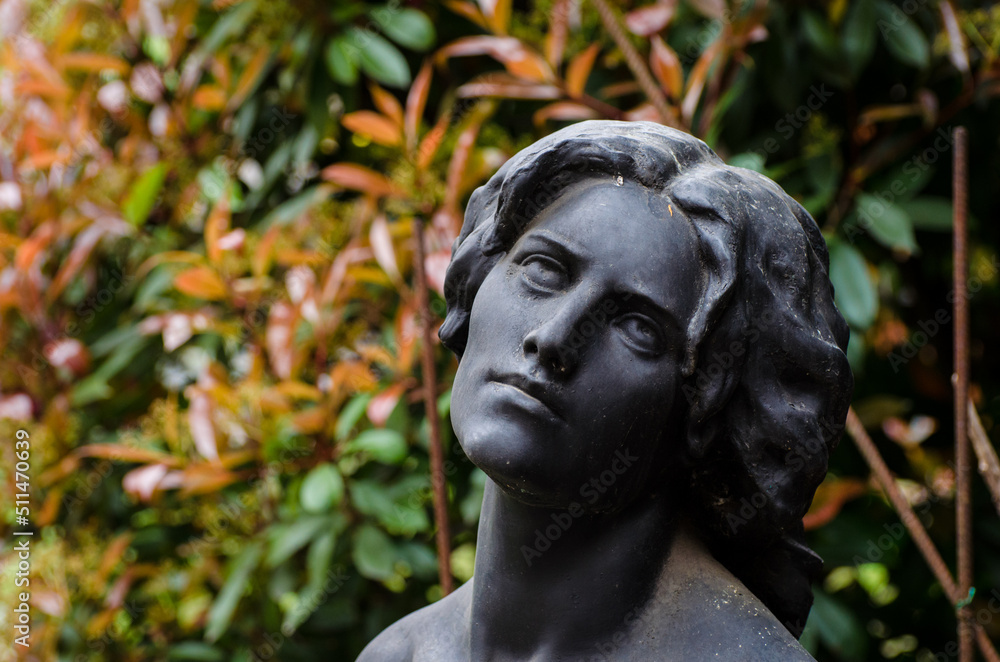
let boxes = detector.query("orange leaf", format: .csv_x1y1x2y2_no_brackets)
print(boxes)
445,111,490,213
266,302,297,380
187,389,219,461
803,478,867,530
205,195,231,264
416,114,450,170
75,444,182,467
369,83,404,128
57,52,130,75
272,381,323,401
176,464,241,497
405,60,433,151
625,2,677,36
370,214,402,283
545,0,570,67
394,304,418,373
368,381,414,427
480,0,512,34
292,407,327,434
458,74,562,100
566,44,600,98
98,533,133,584
48,225,103,303
650,36,683,101
533,101,600,127
228,47,272,110
342,110,402,147
191,85,226,111
682,40,720,123
175,266,228,300
321,163,400,198
438,36,554,82
253,225,281,277
443,0,488,29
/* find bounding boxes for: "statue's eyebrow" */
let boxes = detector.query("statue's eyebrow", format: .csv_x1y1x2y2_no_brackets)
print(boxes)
617,288,682,334
520,230,589,260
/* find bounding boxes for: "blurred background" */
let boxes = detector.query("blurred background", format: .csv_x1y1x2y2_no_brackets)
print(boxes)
1,0,999,660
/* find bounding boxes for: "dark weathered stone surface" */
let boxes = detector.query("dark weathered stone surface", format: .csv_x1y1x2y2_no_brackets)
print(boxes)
358,121,853,661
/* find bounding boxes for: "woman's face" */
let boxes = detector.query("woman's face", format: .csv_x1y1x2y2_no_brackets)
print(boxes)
451,178,702,511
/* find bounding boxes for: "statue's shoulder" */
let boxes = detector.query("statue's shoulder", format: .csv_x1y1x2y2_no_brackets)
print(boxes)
356,581,472,662
635,570,816,661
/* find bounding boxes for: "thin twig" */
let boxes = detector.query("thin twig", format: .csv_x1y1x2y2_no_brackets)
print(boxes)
845,408,1000,662
952,126,973,662
412,218,453,596
968,399,1000,518
588,0,680,128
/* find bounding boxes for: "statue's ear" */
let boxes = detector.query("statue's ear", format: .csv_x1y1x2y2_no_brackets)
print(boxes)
683,361,738,459
681,220,736,378
678,209,741,460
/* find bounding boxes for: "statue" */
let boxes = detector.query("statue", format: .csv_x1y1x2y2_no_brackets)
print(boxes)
358,121,853,661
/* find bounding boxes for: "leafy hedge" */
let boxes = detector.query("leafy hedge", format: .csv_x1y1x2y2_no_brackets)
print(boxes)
1,1,999,660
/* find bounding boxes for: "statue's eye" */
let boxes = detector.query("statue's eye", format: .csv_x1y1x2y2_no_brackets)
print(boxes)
615,313,666,354
520,255,567,291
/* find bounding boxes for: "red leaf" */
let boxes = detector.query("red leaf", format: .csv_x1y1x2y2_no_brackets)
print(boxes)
321,163,400,198
438,36,554,82
370,214,402,284
175,266,228,300
424,249,452,296
405,60,433,151
367,381,412,427
625,2,677,36
342,110,402,147
650,36,683,101
566,44,600,98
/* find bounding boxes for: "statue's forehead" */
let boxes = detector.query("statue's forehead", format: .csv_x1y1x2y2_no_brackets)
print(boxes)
516,179,701,315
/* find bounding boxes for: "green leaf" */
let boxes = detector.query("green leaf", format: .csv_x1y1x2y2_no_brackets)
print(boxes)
828,240,878,330
282,530,339,634
352,524,396,581
307,530,337,585
168,642,225,661
205,541,263,642
809,590,868,660
728,152,766,173
461,468,488,526
300,463,345,513
851,193,918,254
123,163,168,226
258,186,326,228
199,0,258,56
266,516,328,567
801,10,839,61
348,428,408,464
398,541,439,580
450,542,476,583
325,37,358,85
876,0,930,69
346,28,411,88
372,7,436,52
842,0,877,78
350,477,430,535
897,197,954,231
336,394,372,440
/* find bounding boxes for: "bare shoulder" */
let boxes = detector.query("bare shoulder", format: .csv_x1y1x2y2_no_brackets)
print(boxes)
356,581,473,662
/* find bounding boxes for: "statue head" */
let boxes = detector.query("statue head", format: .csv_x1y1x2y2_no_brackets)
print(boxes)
438,120,853,635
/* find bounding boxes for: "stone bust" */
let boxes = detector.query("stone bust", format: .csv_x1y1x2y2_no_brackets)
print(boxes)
358,121,853,661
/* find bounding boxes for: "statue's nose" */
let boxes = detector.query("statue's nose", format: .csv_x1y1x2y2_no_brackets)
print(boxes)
522,291,605,378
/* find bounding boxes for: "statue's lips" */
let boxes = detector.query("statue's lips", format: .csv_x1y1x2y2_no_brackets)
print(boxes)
487,372,563,422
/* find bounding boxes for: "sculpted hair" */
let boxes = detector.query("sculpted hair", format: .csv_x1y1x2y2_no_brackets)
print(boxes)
439,121,853,636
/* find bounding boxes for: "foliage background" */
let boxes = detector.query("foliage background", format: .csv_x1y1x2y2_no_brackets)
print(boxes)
1,0,999,660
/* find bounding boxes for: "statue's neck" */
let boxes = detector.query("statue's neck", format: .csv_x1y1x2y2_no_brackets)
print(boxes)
468,479,681,660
